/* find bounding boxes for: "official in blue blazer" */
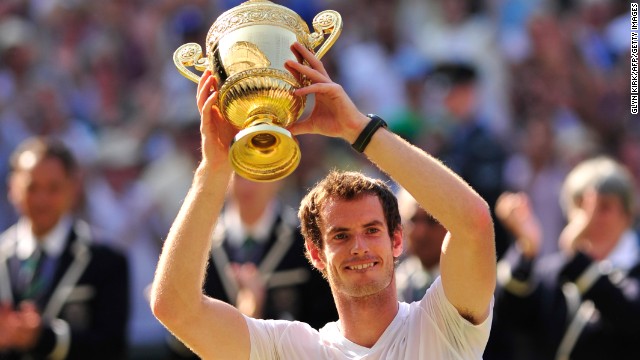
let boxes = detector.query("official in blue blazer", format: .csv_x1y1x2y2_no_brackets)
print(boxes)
493,156,640,360
0,137,129,360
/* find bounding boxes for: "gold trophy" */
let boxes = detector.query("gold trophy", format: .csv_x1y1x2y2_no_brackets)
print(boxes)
173,0,342,181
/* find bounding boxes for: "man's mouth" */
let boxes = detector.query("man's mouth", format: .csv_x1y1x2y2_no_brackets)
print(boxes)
346,262,377,270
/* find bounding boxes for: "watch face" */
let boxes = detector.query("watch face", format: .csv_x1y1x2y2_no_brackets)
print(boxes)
368,114,388,129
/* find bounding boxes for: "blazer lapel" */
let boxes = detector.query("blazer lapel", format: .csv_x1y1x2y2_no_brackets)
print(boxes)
41,221,92,321
211,221,239,302
209,211,291,301
0,221,93,317
0,226,18,304
258,214,293,280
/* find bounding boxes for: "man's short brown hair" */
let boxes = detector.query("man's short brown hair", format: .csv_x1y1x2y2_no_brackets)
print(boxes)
10,136,77,176
298,170,401,261
561,156,636,217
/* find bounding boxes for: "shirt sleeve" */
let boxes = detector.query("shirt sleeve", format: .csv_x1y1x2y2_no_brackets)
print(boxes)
244,316,322,360
420,277,494,358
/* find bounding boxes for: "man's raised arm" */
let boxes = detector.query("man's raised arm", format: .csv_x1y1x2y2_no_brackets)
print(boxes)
149,70,251,359
361,123,495,324
287,42,496,325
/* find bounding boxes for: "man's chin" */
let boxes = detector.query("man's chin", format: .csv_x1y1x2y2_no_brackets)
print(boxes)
341,279,393,298
30,217,59,235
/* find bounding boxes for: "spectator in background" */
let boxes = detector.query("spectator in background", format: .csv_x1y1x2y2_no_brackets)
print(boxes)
494,156,640,359
410,0,511,137
0,16,35,229
0,137,129,360
507,9,612,159
335,0,427,125
395,188,447,302
81,127,168,357
502,115,568,256
166,175,337,359
425,62,509,258
616,126,640,223
141,101,203,231
565,0,629,152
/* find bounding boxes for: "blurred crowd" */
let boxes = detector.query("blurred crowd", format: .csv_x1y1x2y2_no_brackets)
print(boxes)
0,0,638,359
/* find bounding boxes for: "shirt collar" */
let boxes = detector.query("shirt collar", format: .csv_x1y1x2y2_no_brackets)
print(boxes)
223,201,279,247
16,215,73,260
607,229,640,271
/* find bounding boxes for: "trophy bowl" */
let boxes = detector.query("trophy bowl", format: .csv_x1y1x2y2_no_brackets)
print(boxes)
173,0,342,181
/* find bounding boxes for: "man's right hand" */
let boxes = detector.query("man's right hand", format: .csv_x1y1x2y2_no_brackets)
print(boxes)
196,69,239,169
0,302,42,351
495,192,542,259
229,263,266,318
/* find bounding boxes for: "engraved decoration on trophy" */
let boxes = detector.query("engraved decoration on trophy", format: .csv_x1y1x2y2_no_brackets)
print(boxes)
173,0,342,181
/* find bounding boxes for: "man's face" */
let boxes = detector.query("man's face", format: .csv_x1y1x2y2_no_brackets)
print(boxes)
580,190,630,246
8,155,76,236
406,206,447,270
231,176,281,208
307,195,403,298
443,83,476,121
570,188,632,260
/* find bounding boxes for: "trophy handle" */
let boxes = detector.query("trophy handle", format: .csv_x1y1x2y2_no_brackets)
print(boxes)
309,10,343,60
173,43,211,84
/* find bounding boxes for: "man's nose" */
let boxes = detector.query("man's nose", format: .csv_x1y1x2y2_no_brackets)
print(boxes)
350,234,369,255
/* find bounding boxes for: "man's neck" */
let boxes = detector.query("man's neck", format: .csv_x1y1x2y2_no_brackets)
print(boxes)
588,225,629,261
17,216,72,259
238,204,268,226
334,283,399,348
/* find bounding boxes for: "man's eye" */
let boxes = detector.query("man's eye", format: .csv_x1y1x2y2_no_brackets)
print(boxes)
334,233,347,240
366,228,380,234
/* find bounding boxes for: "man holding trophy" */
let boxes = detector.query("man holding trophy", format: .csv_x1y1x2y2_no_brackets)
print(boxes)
152,1,495,358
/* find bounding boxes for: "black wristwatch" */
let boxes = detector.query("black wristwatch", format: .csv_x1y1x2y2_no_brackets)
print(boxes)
351,114,388,153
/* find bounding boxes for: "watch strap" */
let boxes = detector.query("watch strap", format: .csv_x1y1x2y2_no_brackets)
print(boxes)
351,114,388,153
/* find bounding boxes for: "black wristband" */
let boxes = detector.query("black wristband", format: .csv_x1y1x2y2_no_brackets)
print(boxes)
351,114,388,153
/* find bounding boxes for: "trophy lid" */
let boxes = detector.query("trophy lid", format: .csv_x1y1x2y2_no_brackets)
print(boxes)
206,0,311,52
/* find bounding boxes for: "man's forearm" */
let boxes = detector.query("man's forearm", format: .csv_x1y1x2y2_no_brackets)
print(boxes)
363,127,489,235
151,162,233,322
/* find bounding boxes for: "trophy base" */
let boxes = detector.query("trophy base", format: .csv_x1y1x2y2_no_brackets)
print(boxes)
229,123,301,182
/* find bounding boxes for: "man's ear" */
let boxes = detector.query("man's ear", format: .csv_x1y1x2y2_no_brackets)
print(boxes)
392,227,403,258
7,172,23,209
305,239,326,270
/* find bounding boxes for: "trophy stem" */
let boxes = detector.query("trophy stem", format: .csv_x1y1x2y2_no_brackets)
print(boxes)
244,114,279,151
229,123,301,182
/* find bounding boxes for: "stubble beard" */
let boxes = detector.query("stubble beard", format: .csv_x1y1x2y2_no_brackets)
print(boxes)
327,261,395,299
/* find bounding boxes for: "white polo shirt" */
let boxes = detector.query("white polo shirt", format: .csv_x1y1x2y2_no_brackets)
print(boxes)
245,276,493,359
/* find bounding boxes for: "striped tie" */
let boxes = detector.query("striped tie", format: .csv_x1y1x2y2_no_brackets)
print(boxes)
241,236,258,263
17,247,50,301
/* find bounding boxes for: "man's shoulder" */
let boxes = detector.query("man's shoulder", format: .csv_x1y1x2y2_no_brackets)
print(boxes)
86,242,127,262
248,317,320,340
0,225,17,254
0,224,17,240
